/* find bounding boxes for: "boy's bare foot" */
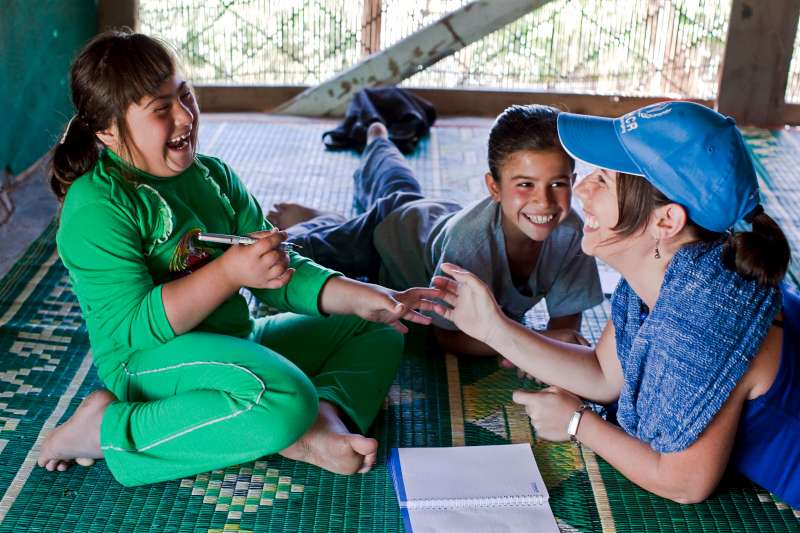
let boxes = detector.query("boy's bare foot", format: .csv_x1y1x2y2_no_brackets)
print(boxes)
367,122,388,145
37,389,115,472
267,202,346,230
280,401,378,475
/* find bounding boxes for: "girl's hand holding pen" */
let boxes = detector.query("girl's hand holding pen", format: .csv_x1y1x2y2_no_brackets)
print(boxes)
218,229,294,289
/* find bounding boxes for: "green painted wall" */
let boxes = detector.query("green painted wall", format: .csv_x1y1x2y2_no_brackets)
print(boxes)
1,1,96,176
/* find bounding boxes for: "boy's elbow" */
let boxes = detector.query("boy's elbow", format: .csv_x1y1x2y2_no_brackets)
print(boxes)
434,326,459,349
434,327,495,357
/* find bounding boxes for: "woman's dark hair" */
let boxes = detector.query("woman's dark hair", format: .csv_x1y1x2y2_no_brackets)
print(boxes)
614,172,790,287
487,104,574,181
50,30,178,200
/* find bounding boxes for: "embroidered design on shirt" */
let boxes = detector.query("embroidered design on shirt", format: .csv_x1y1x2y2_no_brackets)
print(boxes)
137,184,175,256
169,228,213,276
201,171,236,219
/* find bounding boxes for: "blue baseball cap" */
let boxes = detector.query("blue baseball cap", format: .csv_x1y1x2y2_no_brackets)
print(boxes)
556,101,761,233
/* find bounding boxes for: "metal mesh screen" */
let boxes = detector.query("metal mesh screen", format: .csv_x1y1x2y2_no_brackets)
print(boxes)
140,0,732,99
387,0,731,98
139,0,364,84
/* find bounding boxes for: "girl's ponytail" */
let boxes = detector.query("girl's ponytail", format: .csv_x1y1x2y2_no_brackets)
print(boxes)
50,116,101,200
722,210,790,287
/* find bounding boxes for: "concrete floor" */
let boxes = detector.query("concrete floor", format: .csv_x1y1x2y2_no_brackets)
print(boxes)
0,164,58,279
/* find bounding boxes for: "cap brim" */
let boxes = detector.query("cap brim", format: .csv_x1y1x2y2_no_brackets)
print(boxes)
557,112,644,176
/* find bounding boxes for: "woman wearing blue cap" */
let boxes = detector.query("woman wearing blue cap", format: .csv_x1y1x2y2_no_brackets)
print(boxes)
431,101,799,507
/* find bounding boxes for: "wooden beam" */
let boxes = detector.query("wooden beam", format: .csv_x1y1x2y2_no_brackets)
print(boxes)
361,0,382,57
406,89,712,119
274,0,552,116
717,0,800,127
195,85,305,114
97,0,138,32
195,85,716,119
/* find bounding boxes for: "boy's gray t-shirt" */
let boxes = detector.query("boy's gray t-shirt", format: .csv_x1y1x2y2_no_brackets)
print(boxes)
373,196,604,330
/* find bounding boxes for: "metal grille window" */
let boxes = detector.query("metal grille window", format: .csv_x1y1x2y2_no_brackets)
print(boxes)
140,0,733,99
139,0,364,85
387,0,730,98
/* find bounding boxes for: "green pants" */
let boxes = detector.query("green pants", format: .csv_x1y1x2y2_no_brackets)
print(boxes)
97,313,403,487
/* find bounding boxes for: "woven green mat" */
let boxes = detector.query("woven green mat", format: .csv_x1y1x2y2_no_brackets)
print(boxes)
0,119,798,532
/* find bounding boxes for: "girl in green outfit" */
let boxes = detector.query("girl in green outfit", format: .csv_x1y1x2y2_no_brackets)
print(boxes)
37,30,441,487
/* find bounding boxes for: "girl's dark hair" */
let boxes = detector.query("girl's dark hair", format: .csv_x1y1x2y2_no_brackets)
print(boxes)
615,172,790,287
487,104,574,181
50,30,178,200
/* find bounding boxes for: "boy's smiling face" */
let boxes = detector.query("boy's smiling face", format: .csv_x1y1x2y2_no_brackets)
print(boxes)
486,149,575,244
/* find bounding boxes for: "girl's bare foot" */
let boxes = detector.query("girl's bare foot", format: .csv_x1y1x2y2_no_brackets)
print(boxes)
266,202,346,230
37,389,115,472
280,401,378,475
366,122,388,144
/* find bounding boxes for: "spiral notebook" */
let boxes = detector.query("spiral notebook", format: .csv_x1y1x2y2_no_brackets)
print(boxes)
388,443,559,533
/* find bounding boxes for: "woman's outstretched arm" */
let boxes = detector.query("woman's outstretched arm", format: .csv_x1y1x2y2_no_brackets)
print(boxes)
513,321,782,504
432,263,623,403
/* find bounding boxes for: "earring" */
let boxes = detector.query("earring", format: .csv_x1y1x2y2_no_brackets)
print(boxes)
654,240,661,259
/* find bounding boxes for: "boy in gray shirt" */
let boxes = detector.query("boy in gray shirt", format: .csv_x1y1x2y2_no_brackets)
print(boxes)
269,105,603,356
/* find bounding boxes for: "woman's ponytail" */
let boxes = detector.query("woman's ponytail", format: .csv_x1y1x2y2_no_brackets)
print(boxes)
50,116,101,200
721,211,790,287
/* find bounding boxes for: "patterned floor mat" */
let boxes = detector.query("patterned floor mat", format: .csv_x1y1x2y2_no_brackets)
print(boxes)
0,117,798,532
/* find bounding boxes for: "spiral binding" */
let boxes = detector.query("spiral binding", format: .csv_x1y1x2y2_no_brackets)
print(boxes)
401,493,547,510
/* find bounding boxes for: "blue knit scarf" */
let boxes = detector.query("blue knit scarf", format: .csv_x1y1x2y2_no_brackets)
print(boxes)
611,239,780,453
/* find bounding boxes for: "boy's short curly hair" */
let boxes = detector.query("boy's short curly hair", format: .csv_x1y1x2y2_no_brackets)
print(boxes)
487,104,574,181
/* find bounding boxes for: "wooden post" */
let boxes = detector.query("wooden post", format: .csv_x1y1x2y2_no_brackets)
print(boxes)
361,0,382,57
97,0,138,32
275,0,553,117
717,0,800,126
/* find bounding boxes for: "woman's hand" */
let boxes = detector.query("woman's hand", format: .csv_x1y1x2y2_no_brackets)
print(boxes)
218,229,294,289
431,263,505,344
512,386,584,442
320,277,442,333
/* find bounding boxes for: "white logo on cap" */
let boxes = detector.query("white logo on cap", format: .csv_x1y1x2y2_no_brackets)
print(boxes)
638,102,672,119
620,114,638,134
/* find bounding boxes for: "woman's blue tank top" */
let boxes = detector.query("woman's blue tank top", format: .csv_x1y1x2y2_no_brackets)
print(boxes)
731,284,800,509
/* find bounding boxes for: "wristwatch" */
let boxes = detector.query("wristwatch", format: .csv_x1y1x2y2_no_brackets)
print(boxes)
566,403,589,443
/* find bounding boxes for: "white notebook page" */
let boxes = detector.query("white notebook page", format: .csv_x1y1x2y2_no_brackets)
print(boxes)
397,443,548,505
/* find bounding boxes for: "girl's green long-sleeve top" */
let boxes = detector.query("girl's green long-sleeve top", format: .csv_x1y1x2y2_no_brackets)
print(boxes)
56,149,339,370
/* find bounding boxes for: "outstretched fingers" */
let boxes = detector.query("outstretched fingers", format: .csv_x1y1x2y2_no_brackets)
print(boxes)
391,287,442,325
